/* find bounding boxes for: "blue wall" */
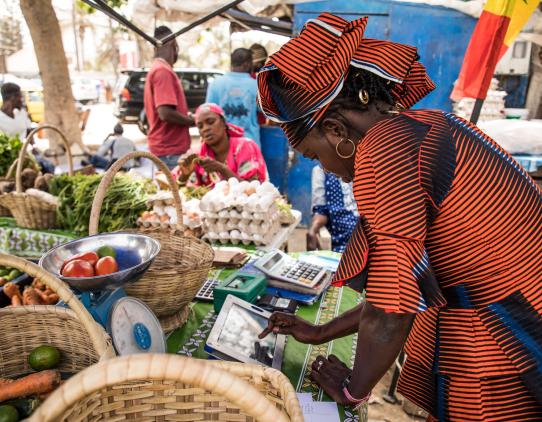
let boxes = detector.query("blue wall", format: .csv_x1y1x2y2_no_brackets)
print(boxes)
265,1,478,226
294,0,477,111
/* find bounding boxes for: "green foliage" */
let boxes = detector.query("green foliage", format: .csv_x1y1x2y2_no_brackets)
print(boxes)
0,134,22,177
49,174,154,235
76,0,127,14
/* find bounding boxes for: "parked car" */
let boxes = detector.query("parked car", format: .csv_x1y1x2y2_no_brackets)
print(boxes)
114,68,224,134
23,87,44,123
72,77,100,104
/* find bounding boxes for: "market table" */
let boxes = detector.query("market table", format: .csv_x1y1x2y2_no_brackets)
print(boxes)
167,251,366,422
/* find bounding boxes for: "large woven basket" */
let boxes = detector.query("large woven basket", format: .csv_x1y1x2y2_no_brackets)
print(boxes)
89,151,214,332
0,253,114,382
31,354,304,422
0,124,74,229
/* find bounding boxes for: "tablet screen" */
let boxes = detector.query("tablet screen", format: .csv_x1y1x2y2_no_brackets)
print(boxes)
217,303,277,366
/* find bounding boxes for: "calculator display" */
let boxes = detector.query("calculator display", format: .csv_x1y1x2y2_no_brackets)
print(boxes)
263,252,282,270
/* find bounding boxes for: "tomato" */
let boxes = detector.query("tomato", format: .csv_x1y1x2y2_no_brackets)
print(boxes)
61,259,95,278
95,256,119,276
64,251,99,268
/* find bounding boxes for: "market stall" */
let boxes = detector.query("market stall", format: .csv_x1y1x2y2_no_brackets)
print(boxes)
1,127,350,421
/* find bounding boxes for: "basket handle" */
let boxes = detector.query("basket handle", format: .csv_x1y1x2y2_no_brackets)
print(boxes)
16,124,74,193
31,354,292,422
0,253,112,359
88,151,183,235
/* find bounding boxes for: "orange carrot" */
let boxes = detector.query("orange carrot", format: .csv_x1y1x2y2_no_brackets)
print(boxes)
3,282,20,299
44,293,59,305
33,288,49,303
23,287,43,306
0,370,61,401
11,295,22,306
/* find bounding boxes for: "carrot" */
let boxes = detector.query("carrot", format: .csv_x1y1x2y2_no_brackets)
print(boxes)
33,288,49,303
0,370,61,401
3,282,20,299
11,295,22,306
44,293,59,305
23,287,43,306
33,288,58,305
31,279,46,291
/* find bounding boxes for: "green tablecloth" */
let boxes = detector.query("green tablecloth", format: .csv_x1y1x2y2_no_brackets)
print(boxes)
0,217,77,258
167,255,365,421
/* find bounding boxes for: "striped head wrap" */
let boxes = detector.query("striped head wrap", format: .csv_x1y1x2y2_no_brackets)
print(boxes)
257,13,436,147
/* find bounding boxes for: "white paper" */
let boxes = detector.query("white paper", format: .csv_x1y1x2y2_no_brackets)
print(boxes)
296,393,314,405
297,398,341,422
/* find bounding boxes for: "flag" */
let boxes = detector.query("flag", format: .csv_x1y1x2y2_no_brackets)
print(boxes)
451,0,540,101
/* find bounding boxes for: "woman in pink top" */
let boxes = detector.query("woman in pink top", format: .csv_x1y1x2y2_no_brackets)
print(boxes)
174,103,267,187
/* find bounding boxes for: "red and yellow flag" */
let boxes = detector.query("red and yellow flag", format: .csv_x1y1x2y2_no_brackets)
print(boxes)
451,0,540,100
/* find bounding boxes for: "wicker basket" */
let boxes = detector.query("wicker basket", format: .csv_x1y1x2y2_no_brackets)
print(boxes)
0,124,74,229
0,253,114,382
30,354,304,422
89,151,214,332
0,156,41,217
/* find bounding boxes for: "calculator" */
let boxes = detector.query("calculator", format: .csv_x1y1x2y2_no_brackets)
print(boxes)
195,278,219,301
253,250,326,288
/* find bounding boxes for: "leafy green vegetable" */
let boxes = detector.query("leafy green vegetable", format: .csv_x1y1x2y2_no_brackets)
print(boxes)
49,174,154,235
0,134,22,176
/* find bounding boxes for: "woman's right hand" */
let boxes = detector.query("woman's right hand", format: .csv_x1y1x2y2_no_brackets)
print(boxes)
259,312,323,345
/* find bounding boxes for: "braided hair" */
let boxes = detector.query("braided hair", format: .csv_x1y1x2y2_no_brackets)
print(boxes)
325,67,397,115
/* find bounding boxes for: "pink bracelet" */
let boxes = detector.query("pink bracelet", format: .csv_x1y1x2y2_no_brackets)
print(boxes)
342,386,371,409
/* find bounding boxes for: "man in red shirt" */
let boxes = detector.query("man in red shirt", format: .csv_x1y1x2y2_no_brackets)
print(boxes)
144,26,194,168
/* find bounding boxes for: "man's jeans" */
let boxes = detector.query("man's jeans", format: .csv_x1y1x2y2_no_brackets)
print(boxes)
158,154,180,170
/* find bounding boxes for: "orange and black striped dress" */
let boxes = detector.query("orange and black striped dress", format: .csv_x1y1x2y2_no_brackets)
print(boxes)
334,109,542,421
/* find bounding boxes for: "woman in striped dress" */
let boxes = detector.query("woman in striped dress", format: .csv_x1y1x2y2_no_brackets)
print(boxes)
257,13,542,421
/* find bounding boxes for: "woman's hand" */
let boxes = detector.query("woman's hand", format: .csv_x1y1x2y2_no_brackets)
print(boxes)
258,312,323,345
177,153,199,176
310,355,352,405
306,230,321,251
199,157,228,174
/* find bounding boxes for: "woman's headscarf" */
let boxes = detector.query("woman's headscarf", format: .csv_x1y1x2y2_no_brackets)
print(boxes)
195,103,245,138
257,13,436,147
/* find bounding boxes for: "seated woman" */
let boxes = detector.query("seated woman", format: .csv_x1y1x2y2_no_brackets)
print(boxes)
174,103,267,186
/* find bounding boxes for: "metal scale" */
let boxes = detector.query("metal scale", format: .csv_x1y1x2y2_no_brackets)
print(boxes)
39,233,166,355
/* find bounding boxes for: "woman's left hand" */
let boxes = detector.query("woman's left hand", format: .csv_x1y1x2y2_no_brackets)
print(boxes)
310,355,352,405
199,157,227,174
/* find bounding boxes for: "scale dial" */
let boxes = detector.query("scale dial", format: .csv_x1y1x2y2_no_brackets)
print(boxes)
108,297,166,355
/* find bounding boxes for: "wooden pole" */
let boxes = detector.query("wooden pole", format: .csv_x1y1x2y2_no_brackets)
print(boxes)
470,98,484,124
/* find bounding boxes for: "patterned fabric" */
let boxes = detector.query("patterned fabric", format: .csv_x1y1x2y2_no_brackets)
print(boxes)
256,13,435,147
312,166,358,253
333,109,542,420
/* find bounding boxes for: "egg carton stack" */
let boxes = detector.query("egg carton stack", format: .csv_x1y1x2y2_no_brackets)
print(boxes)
453,79,506,121
200,178,282,246
138,191,203,231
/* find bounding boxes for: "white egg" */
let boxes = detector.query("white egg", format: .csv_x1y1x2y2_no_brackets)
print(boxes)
228,177,239,186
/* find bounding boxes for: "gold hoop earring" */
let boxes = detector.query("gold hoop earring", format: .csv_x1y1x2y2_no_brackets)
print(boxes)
358,89,369,105
336,138,356,159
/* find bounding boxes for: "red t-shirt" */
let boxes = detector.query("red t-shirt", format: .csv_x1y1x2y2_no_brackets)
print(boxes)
144,59,191,156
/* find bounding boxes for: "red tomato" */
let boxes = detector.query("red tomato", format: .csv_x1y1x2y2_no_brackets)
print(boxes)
95,256,119,276
64,252,99,268
61,259,95,278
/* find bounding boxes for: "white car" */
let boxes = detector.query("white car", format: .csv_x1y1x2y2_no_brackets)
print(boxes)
71,77,100,104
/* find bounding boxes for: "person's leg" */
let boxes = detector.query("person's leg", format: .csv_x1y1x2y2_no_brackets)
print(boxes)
158,154,180,170
89,155,111,169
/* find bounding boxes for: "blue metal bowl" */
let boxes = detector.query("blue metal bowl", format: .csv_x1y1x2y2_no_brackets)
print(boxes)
39,233,160,292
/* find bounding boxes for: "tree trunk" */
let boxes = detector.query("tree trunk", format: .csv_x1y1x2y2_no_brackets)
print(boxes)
20,0,84,151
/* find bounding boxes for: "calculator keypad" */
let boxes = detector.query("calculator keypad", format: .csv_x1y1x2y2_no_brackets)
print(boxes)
282,263,321,285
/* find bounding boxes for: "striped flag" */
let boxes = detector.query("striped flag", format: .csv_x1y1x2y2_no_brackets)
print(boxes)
451,0,540,100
